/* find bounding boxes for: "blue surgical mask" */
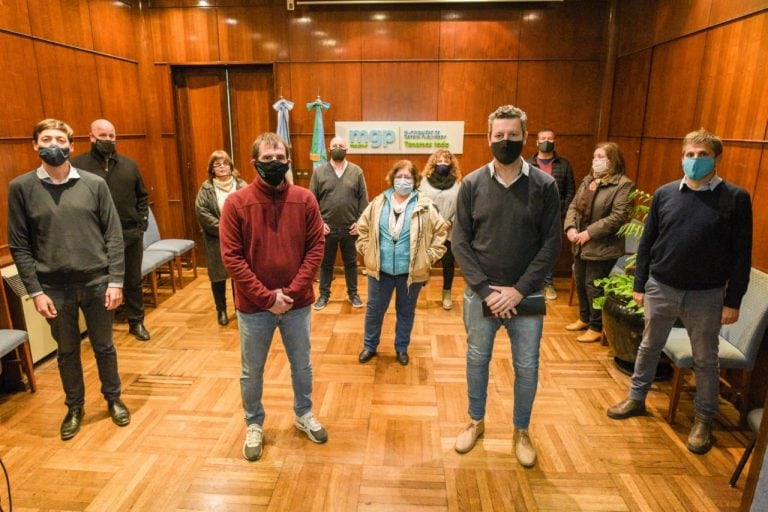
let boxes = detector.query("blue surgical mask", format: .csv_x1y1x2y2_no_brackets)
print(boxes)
393,178,413,196
682,157,715,181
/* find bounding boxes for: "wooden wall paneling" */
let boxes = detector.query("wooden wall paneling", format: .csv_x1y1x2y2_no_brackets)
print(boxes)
437,7,521,60
93,57,145,135
709,0,768,26
0,0,31,32
359,8,440,60
160,136,184,235
551,135,600,186
88,0,137,59
436,62,518,135
696,13,768,141
616,0,658,56
0,34,45,138
150,7,219,63
517,61,603,136
34,42,102,131
358,154,406,198
635,137,684,193
27,0,94,49
456,135,494,180
652,0,711,44
609,136,642,185
642,34,706,138
608,50,652,138
216,6,289,62
715,142,762,195
290,135,314,186
156,64,176,135
0,140,43,256
287,62,362,135
752,143,768,271
361,63,439,121
287,7,362,61
228,66,274,179
518,0,608,60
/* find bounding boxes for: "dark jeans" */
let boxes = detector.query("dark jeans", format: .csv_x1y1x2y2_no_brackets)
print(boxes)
363,273,424,353
123,235,145,325
212,280,227,312
573,256,618,331
441,241,455,291
319,228,358,298
44,281,122,409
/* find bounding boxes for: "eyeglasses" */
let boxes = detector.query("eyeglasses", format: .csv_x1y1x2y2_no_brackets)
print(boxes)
213,162,231,168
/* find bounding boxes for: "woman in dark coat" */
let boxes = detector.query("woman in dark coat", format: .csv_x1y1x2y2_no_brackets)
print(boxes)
195,150,247,325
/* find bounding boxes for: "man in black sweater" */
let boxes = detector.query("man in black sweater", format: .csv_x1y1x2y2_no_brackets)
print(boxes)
72,119,151,341
452,105,561,468
607,128,753,455
8,119,131,440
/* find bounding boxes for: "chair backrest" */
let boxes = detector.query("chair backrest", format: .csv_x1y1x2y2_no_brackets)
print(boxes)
720,268,768,370
143,207,162,249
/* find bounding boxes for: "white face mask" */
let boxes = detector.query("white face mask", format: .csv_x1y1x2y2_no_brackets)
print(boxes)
592,159,610,177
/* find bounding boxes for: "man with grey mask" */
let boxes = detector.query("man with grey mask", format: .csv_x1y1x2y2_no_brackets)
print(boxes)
72,119,150,341
310,136,369,310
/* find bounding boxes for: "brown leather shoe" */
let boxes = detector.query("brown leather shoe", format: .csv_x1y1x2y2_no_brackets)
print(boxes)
454,419,484,454
607,397,646,420
576,329,603,343
687,413,713,454
565,320,589,331
514,429,537,468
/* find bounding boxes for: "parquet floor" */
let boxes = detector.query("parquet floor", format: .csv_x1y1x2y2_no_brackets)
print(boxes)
0,272,752,511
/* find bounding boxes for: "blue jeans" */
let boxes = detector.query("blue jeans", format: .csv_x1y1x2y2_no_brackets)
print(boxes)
363,273,424,353
630,276,723,418
463,287,543,429
238,306,313,426
44,281,121,409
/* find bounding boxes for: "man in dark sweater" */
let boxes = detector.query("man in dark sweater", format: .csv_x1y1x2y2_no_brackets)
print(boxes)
71,119,151,341
220,132,327,462
452,105,561,468
607,128,753,455
526,129,576,301
7,118,131,440
309,136,369,310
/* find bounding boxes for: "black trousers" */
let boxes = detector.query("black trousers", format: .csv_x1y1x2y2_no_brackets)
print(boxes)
123,235,145,325
319,228,359,298
441,241,455,290
573,256,618,331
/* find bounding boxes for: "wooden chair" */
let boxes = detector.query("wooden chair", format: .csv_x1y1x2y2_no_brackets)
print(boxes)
730,408,763,487
0,329,36,392
141,249,176,307
144,207,197,288
663,268,768,424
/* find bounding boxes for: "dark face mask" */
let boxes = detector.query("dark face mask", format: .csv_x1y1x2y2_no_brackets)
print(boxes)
94,139,116,157
255,159,289,187
39,145,70,167
435,164,452,176
491,139,524,165
537,141,554,153
329,148,347,162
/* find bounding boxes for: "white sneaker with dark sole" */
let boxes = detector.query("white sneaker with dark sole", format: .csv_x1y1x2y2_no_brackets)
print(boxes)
295,412,328,443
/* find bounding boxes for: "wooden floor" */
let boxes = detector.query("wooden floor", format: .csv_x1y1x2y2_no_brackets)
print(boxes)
0,272,753,511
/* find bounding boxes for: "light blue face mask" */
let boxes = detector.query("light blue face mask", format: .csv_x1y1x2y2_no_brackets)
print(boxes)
393,177,414,196
682,157,715,181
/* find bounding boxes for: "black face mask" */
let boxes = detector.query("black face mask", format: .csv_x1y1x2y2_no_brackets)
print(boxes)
39,145,70,167
255,159,289,187
329,148,347,162
537,141,554,153
435,164,452,176
491,139,524,165
94,139,116,157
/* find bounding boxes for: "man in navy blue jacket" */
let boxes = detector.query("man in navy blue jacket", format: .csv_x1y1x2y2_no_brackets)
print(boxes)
607,128,753,455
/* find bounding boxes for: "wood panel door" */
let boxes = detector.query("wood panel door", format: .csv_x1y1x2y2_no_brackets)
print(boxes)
172,65,273,266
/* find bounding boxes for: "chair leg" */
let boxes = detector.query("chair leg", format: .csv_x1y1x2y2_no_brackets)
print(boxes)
191,250,198,279
730,436,756,487
738,371,753,426
150,271,159,306
667,367,685,424
17,340,36,393
175,256,184,289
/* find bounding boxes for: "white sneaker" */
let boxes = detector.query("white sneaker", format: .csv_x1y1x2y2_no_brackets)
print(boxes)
295,412,328,444
243,424,263,461
544,285,557,301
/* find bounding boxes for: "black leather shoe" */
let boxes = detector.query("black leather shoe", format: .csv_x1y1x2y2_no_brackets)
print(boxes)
108,399,131,427
396,351,410,366
60,407,84,440
358,349,376,364
217,310,229,326
129,323,151,341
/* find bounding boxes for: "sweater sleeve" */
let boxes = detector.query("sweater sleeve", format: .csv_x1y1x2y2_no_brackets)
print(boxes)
724,188,753,308
633,188,661,294
7,179,43,296
357,167,369,218
451,178,494,298
98,180,126,286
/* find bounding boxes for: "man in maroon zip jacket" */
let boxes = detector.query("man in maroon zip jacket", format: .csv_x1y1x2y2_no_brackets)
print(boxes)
219,132,326,462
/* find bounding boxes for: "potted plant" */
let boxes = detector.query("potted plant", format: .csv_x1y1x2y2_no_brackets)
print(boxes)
592,190,671,378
